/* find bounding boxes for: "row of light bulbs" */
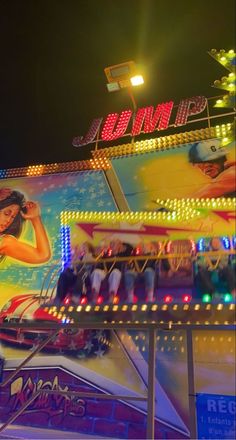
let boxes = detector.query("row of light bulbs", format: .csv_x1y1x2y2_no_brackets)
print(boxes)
93,124,233,159
0,158,110,180
0,123,233,179
46,301,235,315
60,197,235,225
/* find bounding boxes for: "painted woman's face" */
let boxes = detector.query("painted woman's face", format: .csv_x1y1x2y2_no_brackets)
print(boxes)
0,204,20,233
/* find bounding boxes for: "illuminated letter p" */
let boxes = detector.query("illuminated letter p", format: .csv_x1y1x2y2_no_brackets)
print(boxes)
175,96,207,126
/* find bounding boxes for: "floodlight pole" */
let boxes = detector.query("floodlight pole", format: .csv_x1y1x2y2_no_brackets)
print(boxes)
127,87,137,144
127,86,138,112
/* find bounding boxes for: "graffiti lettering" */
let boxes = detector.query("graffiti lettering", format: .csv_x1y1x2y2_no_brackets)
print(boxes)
10,375,86,418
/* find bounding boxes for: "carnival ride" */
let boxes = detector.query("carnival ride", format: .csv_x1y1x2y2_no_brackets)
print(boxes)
0,48,235,440
0,234,234,356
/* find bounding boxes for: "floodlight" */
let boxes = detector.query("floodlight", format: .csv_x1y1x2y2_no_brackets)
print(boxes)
104,61,144,110
130,75,144,86
107,82,120,92
104,61,136,83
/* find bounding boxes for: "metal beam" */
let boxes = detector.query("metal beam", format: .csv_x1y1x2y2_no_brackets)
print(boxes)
104,167,130,211
0,389,147,434
186,329,197,439
146,328,156,439
0,322,234,331
0,329,59,388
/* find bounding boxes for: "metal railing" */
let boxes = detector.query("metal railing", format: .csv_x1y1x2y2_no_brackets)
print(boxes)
0,322,157,439
0,319,235,439
71,249,236,274
39,259,61,304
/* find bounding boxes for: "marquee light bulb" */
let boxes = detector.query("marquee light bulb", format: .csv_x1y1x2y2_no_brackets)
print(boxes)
182,294,192,303
223,293,232,303
202,293,212,303
163,295,174,303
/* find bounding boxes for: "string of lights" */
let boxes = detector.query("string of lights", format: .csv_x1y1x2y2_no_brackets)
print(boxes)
0,123,233,179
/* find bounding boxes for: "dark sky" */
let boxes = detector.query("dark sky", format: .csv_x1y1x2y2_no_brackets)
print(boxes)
0,0,235,169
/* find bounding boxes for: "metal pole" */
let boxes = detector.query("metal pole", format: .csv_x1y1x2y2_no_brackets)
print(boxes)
206,98,211,129
94,122,100,151
127,87,137,112
0,389,146,434
127,86,137,145
89,111,235,145
0,329,59,388
146,327,156,439
186,328,197,439
0,390,41,433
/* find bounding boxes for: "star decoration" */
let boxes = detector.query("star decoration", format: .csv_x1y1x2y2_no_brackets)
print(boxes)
97,200,104,207
29,342,40,352
84,340,94,352
94,330,106,340
94,347,105,358
68,340,78,350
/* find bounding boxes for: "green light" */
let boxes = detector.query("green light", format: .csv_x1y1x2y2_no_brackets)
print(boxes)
223,293,232,303
202,293,212,303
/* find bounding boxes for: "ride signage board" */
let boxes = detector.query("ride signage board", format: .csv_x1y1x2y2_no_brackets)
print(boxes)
196,393,236,439
72,95,207,147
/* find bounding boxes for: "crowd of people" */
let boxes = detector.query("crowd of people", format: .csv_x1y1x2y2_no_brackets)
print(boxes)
54,237,236,305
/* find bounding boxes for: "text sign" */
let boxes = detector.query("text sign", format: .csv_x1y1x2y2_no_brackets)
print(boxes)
196,393,236,439
72,96,207,147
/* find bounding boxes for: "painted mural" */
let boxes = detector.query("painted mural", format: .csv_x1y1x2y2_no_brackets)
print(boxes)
0,171,117,308
0,150,235,439
0,328,235,439
62,211,235,303
111,138,235,211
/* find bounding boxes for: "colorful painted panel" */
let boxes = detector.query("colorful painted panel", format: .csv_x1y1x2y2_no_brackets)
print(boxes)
0,171,116,309
0,327,235,439
58,211,235,303
111,139,235,211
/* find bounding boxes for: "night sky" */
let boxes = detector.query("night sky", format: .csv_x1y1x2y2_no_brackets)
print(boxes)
0,0,235,169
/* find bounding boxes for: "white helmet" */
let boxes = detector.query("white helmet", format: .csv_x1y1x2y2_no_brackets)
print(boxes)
188,139,227,163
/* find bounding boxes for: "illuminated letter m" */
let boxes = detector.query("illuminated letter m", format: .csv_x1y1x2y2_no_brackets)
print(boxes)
132,101,174,136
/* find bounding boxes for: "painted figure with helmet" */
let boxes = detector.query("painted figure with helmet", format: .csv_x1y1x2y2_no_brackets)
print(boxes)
188,139,236,198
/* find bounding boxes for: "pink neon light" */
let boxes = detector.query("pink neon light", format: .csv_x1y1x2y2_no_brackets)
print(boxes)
72,95,208,147
163,294,174,303
175,96,207,126
132,102,174,135
72,118,103,147
101,110,132,141
182,294,192,303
